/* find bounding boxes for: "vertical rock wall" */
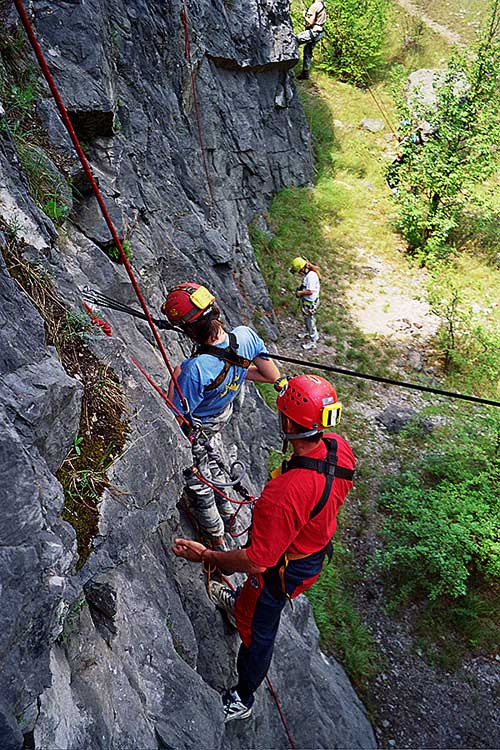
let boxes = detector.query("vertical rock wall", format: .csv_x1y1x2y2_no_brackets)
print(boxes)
0,1,376,748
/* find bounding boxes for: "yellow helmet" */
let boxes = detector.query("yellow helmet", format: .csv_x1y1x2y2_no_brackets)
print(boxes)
290,256,307,273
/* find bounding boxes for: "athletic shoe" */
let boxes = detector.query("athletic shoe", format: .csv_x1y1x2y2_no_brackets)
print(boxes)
209,580,238,627
302,340,317,350
222,689,253,723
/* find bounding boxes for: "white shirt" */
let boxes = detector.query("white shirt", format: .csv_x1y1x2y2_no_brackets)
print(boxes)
302,270,320,302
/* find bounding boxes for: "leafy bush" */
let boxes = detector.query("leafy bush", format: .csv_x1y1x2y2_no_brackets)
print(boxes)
376,471,500,600
317,0,391,84
375,415,500,602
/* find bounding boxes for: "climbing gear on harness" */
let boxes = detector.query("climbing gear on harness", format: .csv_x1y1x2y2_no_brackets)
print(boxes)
289,256,307,273
277,374,342,438
83,302,113,337
263,437,354,600
209,580,238,627
222,689,253,723
274,376,289,392
195,331,252,392
161,283,216,327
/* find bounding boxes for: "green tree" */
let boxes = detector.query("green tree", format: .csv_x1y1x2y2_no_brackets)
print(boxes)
392,0,500,263
316,0,390,84
426,270,500,398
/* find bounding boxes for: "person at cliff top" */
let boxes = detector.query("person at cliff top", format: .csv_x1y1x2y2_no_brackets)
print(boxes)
290,256,321,350
172,374,355,722
162,283,280,550
295,0,327,81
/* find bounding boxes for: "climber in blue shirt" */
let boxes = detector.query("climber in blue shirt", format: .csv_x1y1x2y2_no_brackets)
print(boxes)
162,283,281,549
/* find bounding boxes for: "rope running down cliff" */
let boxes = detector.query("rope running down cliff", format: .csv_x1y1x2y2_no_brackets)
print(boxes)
13,0,190,418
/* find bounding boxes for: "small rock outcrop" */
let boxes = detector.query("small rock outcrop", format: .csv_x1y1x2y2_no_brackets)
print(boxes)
0,1,376,748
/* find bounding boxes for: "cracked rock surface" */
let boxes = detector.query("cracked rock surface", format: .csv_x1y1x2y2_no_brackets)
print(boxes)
0,1,375,748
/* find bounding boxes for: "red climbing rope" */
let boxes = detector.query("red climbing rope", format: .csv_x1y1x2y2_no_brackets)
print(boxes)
83,303,113,337
195,470,255,506
218,582,297,748
180,1,215,207
266,676,297,750
131,357,192,428
13,0,189,416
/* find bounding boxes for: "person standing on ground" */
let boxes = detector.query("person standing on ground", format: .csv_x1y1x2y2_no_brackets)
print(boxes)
295,0,327,80
290,256,321,350
172,374,355,722
163,282,280,550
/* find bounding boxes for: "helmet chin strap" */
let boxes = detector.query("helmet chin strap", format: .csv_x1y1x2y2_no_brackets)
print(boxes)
279,413,322,441
281,428,323,440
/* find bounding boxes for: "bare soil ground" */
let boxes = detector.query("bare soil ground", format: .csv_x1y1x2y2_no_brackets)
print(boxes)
394,0,464,47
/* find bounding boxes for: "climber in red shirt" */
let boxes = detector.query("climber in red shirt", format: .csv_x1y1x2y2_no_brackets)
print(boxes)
172,374,355,723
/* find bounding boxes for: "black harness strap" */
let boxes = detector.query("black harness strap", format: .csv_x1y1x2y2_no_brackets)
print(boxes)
263,437,354,600
284,437,354,518
195,332,252,392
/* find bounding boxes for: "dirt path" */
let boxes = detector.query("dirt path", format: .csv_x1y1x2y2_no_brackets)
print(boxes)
395,0,464,47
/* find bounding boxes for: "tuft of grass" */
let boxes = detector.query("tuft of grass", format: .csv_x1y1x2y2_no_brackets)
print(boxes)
306,525,380,691
105,239,133,264
254,381,278,411
1,231,129,567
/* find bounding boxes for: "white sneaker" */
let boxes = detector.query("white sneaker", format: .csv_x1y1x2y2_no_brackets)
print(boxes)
209,580,238,627
222,689,253,723
302,340,317,350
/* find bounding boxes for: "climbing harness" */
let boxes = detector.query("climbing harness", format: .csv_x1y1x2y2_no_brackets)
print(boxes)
263,437,353,601
194,331,252,392
13,0,189,418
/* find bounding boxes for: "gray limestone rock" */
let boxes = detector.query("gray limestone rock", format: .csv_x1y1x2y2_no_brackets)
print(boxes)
0,0,375,747
377,403,433,435
360,118,385,133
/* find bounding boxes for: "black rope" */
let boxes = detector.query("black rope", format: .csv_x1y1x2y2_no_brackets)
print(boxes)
80,289,500,409
271,353,500,409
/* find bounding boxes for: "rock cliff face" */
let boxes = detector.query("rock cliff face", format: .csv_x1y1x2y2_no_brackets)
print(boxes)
0,1,376,748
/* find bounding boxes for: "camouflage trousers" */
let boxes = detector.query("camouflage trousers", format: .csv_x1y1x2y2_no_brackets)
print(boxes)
185,403,235,540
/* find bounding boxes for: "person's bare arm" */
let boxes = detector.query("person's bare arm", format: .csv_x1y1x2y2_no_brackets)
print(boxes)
245,355,280,383
296,288,313,297
172,537,266,575
167,365,182,401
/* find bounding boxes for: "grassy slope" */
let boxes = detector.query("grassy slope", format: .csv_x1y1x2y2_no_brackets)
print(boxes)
254,0,500,693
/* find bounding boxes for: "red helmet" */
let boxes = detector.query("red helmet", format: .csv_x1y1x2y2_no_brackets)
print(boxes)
161,283,215,326
276,374,342,433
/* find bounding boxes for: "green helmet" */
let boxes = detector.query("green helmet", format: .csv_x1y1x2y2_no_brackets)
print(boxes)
290,256,307,273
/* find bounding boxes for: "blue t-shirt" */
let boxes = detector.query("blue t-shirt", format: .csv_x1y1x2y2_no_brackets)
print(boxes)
173,326,268,421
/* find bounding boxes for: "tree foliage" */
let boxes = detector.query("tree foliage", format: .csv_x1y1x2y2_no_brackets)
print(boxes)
317,0,390,85
375,413,500,602
426,270,500,398
392,0,500,263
